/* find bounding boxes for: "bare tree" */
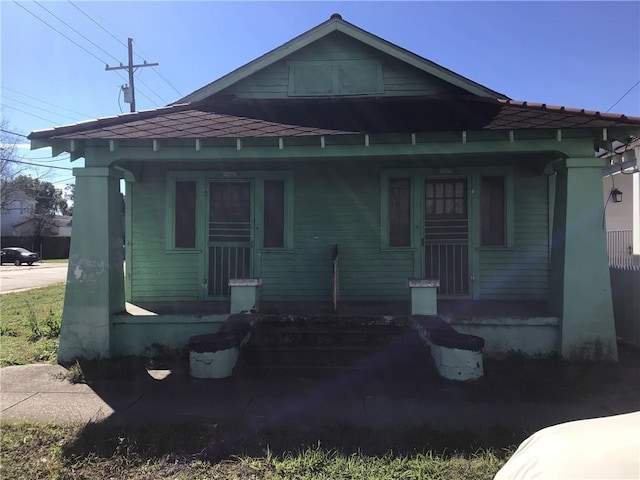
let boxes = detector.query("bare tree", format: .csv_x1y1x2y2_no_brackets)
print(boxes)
0,118,28,211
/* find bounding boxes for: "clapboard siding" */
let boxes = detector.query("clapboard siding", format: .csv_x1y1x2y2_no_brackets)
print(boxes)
260,163,413,301
477,171,549,299
224,32,461,99
129,168,201,301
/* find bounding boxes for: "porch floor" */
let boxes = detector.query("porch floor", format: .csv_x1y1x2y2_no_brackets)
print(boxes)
126,299,555,319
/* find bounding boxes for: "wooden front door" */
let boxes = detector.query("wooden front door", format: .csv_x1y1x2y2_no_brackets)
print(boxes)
207,181,253,297
424,178,470,296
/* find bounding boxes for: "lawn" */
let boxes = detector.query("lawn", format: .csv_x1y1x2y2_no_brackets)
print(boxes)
0,283,65,366
0,421,510,479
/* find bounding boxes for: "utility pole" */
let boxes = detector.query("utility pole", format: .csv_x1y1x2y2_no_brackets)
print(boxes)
106,38,158,112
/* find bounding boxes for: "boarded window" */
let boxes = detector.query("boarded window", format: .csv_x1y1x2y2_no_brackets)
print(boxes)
481,176,506,246
264,180,285,248
389,178,411,247
175,181,196,248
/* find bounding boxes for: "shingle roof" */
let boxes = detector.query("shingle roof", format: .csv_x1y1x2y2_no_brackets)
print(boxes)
29,97,640,142
485,99,640,130
29,104,356,140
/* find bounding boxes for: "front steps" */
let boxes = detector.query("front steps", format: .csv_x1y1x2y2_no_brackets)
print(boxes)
234,316,436,379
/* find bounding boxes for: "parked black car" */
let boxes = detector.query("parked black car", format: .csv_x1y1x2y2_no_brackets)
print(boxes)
0,247,40,266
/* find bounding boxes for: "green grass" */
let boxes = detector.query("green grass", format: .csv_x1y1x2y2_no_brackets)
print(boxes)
0,283,65,366
0,421,511,480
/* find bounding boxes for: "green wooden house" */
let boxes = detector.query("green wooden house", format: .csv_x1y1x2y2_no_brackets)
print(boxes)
30,15,640,363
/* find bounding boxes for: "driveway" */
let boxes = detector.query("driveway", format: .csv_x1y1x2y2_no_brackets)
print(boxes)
0,263,67,294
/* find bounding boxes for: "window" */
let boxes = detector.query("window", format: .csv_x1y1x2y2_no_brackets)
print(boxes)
389,178,411,247
481,176,506,246
263,180,285,248
174,181,197,248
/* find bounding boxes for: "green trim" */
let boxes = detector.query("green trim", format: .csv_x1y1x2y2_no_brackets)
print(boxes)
124,180,132,302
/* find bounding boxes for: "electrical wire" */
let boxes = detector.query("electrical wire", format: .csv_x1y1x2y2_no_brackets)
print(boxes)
1,104,59,124
67,0,127,49
3,96,84,122
606,80,640,113
12,1,110,66
32,0,122,65
2,86,92,118
3,158,72,171
0,128,28,138
67,1,182,104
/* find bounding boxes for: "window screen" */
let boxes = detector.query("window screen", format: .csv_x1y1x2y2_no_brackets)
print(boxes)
175,181,196,248
389,178,411,247
263,180,285,248
481,176,506,246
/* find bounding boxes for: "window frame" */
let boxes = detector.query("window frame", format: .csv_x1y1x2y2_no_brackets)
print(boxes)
380,170,419,251
165,172,204,253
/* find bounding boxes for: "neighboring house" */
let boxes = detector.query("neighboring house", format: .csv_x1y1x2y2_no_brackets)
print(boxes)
29,15,640,363
12,215,73,238
602,137,640,268
0,189,37,237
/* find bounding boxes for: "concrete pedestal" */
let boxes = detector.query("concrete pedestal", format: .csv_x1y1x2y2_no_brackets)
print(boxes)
229,278,262,314
409,278,439,315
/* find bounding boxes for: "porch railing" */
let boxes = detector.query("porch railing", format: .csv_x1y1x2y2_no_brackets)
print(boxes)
607,229,639,269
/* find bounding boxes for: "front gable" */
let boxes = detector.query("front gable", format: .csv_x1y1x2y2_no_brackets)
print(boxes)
220,31,467,100
180,14,506,104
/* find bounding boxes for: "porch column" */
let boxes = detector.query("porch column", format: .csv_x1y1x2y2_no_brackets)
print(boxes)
549,158,617,360
58,167,125,363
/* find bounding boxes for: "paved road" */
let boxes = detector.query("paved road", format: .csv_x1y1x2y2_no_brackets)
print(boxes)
0,263,67,294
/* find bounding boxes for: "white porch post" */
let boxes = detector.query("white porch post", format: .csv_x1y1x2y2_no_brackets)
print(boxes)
549,158,618,360
58,167,125,363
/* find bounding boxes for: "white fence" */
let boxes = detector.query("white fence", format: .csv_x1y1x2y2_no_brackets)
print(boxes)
607,230,640,269
607,230,640,347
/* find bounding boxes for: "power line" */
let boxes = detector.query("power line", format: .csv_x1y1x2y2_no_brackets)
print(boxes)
151,66,184,98
0,128,28,138
32,0,122,65
67,0,183,100
12,1,109,66
3,96,84,122
606,80,640,113
2,86,92,118
1,104,60,125
3,158,73,171
67,0,127,49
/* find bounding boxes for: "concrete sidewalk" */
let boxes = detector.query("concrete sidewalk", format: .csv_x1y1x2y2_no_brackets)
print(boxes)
2,363,639,433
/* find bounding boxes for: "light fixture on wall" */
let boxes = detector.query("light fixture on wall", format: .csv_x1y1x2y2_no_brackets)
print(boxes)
610,188,623,203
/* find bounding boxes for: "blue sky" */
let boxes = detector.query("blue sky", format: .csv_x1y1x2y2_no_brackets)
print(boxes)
1,1,639,188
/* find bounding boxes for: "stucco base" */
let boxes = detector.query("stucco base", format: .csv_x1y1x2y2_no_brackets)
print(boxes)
111,314,228,356
449,317,560,357
430,343,483,381
189,347,239,379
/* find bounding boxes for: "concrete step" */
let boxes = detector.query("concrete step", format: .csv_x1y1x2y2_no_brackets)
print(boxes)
236,320,434,378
